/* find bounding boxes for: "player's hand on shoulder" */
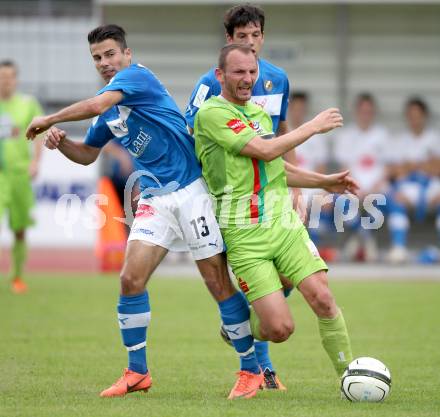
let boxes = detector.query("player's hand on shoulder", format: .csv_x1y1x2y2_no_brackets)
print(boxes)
311,108,343,134
44,127,66,150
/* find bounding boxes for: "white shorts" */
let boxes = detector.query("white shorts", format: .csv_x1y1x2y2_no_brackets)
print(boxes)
128,178,224,261
397,178,440,206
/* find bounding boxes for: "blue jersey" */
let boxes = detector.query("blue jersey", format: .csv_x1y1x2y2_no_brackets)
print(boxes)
185,58,289,134
85,63,201,196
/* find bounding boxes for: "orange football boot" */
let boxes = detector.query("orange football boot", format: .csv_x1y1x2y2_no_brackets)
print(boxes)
11,278,28,294
228,370,264,400
100,368,152,398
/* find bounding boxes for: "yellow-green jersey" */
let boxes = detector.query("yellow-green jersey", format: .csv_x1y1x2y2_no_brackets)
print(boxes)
0,93,43,172
194,95,291,227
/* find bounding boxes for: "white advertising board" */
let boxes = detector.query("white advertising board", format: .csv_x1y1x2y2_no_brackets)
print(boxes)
1,147,100,248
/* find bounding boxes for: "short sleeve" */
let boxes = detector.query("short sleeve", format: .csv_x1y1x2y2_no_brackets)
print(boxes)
195,106,257,155
97,65,149,104
185,73,217,129
84,115,114,148
279,75,290,122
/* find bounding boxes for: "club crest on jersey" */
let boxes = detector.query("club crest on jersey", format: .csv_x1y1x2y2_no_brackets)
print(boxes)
264,80,273,92
135,204,156,218
227,119,246,134
248,120,269,137
248,121,260,131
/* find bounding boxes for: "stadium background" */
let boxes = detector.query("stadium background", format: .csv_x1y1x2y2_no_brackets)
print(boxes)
1,0,440,267
1,2,440,417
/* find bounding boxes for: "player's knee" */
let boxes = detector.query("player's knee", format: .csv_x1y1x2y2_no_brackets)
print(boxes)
312,288,337,318
264,320,294,343
120,271,144,295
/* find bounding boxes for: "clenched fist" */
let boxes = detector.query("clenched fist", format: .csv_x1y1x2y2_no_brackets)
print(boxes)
44,127,66,150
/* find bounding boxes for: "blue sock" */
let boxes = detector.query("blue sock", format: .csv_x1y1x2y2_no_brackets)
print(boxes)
219,292,260,374
118,291,150,374
388,198,409,247
255,341,273,371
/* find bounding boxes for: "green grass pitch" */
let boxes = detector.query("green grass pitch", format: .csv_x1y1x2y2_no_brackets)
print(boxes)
1,274,439,417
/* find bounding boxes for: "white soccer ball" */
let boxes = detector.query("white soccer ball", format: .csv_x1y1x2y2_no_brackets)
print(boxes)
341,357,391,402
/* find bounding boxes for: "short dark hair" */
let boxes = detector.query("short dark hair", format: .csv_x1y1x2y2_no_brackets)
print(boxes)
218,44,256,71
0,60,17,72
289,91,308,102
224,4,265,37
87,24,127,50
406,97,429,115
356,92,375,107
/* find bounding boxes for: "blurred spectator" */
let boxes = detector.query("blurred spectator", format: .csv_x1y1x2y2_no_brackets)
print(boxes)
288,92,334,253
386,98,440,263
333,93,390,262
0,60,43,293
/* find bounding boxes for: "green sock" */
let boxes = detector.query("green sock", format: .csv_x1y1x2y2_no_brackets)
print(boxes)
249,307,266,341
12,239,27,279
318,310,353,376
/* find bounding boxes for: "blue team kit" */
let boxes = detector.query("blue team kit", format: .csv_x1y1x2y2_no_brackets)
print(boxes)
85,63,202,196
185,58,290,133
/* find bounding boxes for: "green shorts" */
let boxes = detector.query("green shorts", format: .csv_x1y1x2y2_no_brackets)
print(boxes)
0,172,35,232
222,210,328,303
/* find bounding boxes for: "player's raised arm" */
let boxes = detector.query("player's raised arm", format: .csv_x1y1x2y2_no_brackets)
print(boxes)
284,161,359,195
240,108,343,162
44,126,101,166
26,90,123,139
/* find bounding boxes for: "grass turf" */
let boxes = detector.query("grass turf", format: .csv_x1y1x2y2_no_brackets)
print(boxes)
1,274,439,417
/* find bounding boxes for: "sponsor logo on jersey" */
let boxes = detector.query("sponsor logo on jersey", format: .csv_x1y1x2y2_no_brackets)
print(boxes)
251,94,283,116
264,80,273,92
193,83,210,108
238,277,250,293
227,119,247,134
128,128,153,158
135,204,156,218
132,228,154,236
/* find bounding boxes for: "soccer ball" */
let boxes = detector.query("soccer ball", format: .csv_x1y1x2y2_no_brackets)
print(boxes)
341,357,391,402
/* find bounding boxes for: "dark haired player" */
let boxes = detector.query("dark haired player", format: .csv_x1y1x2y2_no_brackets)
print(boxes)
26,24,267,400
